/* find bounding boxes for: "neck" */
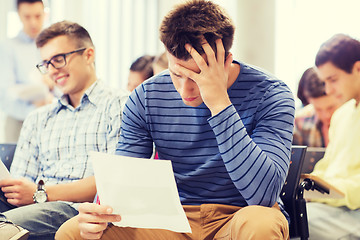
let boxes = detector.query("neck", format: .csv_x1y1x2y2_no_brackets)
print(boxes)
69,74,97,108
227,63,240,89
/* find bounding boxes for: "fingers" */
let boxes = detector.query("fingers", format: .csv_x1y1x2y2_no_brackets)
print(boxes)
77,203,120,239
80,228,105,240
79,202,113,215
174,63,196,82
78,202,121,223
185,43,208,71
216,38,225,65
79,221,107,239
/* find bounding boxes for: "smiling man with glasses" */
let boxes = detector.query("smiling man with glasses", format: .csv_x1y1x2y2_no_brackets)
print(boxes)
0,20,128,240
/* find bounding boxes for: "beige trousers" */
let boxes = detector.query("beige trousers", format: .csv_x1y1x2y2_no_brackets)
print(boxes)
56,203,289,240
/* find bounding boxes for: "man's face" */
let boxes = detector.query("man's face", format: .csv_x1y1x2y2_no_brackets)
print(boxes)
308,94,343,127
317,62,360,104
18,2,45,39
167,52,203,107
39,35,94,99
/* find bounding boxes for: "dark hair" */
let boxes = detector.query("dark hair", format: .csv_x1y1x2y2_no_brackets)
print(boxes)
297,67,325,105
159,0,235,60
315,34,360,73
130,55,155,80
17,0,43,9
36,20,94,49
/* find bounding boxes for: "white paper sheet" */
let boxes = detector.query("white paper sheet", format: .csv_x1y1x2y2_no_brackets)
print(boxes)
90,151,191,233
0,158,11,181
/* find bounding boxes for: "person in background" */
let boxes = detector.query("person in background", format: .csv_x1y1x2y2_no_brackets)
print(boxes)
127,55,155,92
56,0,295,239
152,51,168,75
296,70,310,107
306,33,360,239
293,67,344,147
0,0,55,142
0,20,128,240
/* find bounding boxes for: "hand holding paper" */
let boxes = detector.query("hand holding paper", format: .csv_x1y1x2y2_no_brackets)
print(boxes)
90,152,191,233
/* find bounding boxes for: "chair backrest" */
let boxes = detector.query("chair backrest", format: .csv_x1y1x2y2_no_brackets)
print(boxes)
0,143,17,170
280,145,307,238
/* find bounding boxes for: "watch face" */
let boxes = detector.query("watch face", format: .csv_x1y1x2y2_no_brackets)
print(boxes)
35,190,47,203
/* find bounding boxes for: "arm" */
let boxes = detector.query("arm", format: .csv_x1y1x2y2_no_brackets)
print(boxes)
46,176,96,202
0,176,96,206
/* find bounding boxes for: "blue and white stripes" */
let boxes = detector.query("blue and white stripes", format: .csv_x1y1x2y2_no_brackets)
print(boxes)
116,61,295,207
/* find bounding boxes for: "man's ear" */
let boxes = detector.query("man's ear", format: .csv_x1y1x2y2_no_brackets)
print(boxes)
84,47,95,64
353,61,360,73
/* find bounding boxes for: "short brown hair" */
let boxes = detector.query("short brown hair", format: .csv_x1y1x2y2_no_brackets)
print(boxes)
130,55,155,80
297,67,326,105
159,0,235,60
36,20,94,49
315,34,360,73
17,0,43,9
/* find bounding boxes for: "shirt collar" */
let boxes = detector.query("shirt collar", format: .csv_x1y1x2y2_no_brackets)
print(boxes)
52,81,100,114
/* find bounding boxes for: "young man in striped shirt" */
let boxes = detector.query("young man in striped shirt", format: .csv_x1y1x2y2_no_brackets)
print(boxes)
57,1,295,239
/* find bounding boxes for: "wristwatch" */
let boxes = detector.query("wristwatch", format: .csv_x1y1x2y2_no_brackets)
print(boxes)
33,180,48,203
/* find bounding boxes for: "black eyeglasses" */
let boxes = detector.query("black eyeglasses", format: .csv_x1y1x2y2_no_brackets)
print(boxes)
36,48,86,74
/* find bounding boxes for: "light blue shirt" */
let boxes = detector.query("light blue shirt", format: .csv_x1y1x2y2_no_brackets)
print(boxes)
0,30,43,120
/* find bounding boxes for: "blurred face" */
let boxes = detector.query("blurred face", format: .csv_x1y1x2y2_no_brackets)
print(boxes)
127,71,145,92
18,2,45,39
167,52,203,107
308,95,343,127
39,35,95,105
317,62,360,104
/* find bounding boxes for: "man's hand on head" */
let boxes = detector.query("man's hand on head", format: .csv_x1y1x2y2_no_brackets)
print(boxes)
174,38,233,116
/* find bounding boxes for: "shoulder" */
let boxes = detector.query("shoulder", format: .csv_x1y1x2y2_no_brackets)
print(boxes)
91,82,129,108
331,99,356,123
23,101,58,126
142,70,173,90
0,38,14,54
238,62,292,95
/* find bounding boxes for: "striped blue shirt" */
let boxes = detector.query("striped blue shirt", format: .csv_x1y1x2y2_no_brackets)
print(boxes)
10,81,128,186
116,61,295,207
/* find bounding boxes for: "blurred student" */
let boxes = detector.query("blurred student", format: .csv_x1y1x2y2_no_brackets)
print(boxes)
56,1,295,239
0,0,54,142
293,67,344,147
127,55,155,92
152,51,168,75
0,20,127,240
306,33,360,240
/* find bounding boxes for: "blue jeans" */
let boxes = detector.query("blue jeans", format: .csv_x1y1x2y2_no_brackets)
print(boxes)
0,201,78,240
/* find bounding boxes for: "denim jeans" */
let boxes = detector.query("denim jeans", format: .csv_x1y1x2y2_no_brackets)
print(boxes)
0,201,78,240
